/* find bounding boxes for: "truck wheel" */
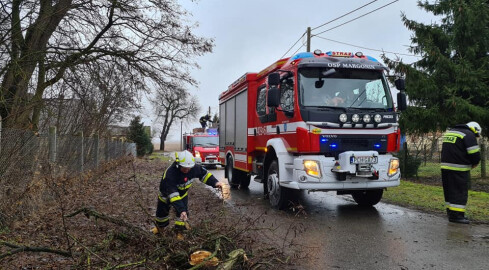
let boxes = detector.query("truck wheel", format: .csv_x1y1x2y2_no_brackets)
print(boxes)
267,160,289,209
226,156,239,188
352,189,383,206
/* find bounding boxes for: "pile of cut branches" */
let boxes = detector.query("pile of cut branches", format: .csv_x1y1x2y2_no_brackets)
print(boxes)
0,158,290,269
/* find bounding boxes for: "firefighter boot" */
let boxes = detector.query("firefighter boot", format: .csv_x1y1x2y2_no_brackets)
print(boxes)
448,210,470,224
151,226,167,235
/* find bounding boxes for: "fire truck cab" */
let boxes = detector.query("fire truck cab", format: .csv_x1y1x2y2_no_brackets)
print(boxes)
183,128,220,168
219,50,406,209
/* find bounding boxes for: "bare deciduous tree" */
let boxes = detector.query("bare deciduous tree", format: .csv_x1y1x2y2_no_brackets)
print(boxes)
39,59,145,135
151,81,199,151
0,0,213,131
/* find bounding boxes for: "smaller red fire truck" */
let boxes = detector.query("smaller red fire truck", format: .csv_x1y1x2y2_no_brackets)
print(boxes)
182,128,220,168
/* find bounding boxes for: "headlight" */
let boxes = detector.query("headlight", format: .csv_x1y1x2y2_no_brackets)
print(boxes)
363,114,371,123
352,114,360,123
374,114,382,123
388,158,400,177
195,151,201,158
339,113,348,123
304,160,321,178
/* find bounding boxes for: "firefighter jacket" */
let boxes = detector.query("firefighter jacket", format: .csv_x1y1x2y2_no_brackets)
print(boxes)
159,162,218,213
441,124,481,171
199,115,212,124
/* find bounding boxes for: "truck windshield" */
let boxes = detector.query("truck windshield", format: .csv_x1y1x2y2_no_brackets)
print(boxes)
193,136,219,146
298,68,393,110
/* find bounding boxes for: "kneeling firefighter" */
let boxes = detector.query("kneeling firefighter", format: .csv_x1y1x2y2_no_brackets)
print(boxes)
152,150,223,234
441,121,481,224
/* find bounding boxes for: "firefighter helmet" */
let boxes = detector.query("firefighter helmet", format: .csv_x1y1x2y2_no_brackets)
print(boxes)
175,150,195,168
467,121,482,137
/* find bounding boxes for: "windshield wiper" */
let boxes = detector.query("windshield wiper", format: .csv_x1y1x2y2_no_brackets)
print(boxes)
307,106,345,111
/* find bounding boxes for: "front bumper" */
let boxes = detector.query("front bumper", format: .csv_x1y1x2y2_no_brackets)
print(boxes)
195,155,219,166
281,151,400,191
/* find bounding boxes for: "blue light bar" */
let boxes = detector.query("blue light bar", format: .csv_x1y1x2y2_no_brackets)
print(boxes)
291,52,314,60
330,143,338,149
374,143,381,149
366,55,379,62
320,138,329,143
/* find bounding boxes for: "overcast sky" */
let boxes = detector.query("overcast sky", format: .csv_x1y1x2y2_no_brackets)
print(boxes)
147,0,437,142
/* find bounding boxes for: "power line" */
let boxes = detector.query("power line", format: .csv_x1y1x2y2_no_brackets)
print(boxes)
291,41,307,57
314,35,419,57
311,0,379,31
312,0,399,37
280,1,378,58
280,31,307,59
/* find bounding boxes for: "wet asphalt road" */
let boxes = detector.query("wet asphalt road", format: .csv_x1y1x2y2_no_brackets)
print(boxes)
208,167,489,270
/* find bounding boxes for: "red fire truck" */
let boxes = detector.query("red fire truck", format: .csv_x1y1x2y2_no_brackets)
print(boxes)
219,50,407,209
183,128,220,168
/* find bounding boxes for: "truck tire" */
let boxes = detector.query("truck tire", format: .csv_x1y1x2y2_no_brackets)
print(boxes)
226,156,251,189
226,156,239,188
267,160,289,209
351,189,383,206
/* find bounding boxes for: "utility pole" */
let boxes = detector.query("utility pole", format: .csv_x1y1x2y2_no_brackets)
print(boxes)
306,27,311,52
180,121,183,151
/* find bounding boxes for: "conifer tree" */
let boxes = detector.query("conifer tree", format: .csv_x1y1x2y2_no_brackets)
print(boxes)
384,0,489,134
128,116,153,157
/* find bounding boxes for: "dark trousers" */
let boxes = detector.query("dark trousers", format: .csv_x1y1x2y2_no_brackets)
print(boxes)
441,169,469,212
155,195,188,230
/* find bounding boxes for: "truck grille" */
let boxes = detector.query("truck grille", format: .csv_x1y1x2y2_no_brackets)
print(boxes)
342,139,369,149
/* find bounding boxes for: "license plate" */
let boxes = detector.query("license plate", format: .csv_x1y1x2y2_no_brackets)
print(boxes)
208,160,215,163
350,156,378,164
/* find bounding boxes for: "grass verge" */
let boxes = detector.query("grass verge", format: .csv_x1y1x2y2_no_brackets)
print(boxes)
418,161,489,181
148,151,173,162
383,180,489,223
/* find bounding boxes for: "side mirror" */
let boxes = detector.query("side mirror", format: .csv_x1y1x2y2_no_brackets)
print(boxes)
394,78,405,90
268,72,280,86
267,87,280,107
397,92,407,111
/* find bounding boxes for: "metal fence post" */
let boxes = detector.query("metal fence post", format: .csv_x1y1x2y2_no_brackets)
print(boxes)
78,132,84,172
48,126,57,163
0,116,2,156
94,133,100,168
481,140,486,178
106,138,111,161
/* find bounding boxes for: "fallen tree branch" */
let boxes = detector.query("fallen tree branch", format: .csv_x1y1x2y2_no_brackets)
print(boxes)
0,241,71,260
113,258,147,269
67,233,109,265
65,207,148,236
188,238,221,270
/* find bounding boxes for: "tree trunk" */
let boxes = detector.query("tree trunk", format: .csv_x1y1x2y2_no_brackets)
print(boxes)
0,0,73,129
160,137,165,151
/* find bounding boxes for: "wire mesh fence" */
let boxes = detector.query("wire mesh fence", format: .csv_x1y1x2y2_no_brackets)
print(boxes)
400,136,489,186
0,125,136,224
403,140,489,164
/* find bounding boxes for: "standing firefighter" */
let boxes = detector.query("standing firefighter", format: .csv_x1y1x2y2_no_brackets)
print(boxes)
152,150,223,234
199,114,213,129
441,121,482,224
